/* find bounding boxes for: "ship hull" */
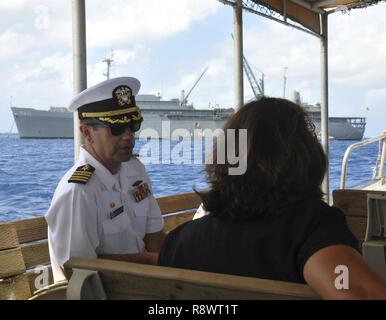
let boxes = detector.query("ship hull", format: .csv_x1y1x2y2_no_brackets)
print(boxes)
312,117,366,140
11,107,366,140
11,107,74,139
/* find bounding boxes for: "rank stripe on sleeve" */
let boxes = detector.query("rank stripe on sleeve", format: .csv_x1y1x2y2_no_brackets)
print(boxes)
68,164,95,184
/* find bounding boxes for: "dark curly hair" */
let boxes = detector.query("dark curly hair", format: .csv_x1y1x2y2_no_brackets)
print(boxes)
198,97,326,222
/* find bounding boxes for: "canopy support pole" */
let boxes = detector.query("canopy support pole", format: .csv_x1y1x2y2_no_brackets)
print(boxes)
320,13,329,203
72,0,87,161
233,0,244,111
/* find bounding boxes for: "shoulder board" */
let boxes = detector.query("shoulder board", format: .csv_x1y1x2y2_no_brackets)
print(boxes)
68,164,95,184
132,152,139,157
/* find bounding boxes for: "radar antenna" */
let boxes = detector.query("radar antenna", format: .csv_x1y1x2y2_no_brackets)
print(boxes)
103,50,114,80
283,66,288,98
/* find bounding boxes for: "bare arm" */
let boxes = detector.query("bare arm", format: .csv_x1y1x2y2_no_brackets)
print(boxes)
303,244,386,299
144,229,166,253
98,252,158,265
97,230,166,265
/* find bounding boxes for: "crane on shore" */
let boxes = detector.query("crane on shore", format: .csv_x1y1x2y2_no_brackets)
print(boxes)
242,56,264,99
231,34,264,99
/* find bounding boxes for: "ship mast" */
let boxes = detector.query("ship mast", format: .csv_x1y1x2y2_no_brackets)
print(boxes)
103,50,114,80
283,66,288,98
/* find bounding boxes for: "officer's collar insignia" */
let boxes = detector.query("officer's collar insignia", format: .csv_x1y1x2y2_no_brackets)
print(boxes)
113,85,132,106
68,164,95,184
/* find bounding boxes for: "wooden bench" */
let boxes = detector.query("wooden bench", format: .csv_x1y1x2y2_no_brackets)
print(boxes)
1,189,380,300
62,257,317,300
332,189,386,251
0,192,200,300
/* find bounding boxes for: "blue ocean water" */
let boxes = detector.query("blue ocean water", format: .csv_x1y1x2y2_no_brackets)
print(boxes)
0,134,380,222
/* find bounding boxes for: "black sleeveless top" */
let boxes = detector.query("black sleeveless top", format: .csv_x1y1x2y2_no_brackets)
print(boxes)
158,199,359,283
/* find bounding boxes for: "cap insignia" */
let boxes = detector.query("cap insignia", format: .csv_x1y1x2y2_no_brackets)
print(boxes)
113,85,132,106
68,164,95,184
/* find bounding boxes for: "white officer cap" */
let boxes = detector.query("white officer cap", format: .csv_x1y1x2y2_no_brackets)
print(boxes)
68,77,142,125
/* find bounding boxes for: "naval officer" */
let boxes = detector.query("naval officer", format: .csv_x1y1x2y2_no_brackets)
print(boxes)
45,77,165,282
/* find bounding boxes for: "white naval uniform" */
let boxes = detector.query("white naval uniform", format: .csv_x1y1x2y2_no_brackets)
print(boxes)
45,147,164,282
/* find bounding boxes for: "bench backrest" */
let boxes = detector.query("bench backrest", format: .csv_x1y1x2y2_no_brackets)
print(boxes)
0,192,201,300
2,189,380,300
0,217,50,299
332,189,386,251
63,257,318,300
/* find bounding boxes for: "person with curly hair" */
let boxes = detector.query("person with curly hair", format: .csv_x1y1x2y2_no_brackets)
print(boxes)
158,97,386,299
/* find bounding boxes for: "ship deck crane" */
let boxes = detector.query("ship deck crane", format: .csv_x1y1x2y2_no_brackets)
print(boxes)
181,67,209,106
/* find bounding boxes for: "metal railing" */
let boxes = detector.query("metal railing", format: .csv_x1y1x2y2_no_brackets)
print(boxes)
340,131,386,189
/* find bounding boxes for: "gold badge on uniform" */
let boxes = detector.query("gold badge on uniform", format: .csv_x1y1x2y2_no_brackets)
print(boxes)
132,180,151,202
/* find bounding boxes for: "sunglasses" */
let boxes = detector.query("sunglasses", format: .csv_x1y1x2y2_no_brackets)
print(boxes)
88,121,141,136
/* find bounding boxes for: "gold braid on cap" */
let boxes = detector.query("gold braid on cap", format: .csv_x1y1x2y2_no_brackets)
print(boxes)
98,113,143,124
81,107,139,118
98,116,131,124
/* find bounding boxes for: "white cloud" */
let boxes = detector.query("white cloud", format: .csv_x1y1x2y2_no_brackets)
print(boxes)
113,49,137,64
0,29,35,60
86,0,221,47
364,89,386,137
0,1,27,10
11,53,72,83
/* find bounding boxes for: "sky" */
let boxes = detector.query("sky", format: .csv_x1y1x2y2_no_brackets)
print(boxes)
0,0,385,137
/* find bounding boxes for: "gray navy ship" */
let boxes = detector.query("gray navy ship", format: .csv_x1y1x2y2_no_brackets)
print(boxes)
10,93,234,139
10,91,366,140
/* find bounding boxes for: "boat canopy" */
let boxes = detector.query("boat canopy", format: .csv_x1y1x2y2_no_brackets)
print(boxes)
226,0,382,35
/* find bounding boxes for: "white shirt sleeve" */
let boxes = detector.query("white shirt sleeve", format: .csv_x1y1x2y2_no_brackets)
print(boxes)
46,184,99,269
142,169,164,234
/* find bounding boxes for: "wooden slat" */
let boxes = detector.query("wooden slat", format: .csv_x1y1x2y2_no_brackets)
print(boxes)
333,189,386,218
0,247,26,278
158,192,201,214
0,273,31,300
21,241,50,270
27,267,54,294
164,211,195,233
257,0,320,34
13,217,47,244
346,216,367,243
0,224,19,250
65,257,318,300
29,281,67,300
